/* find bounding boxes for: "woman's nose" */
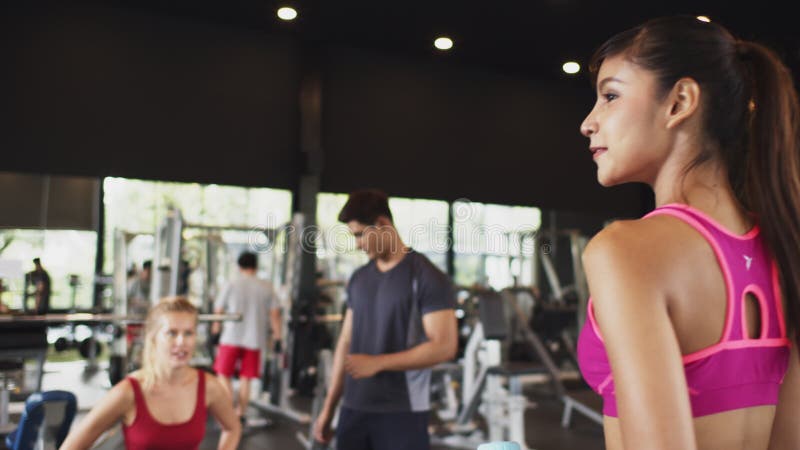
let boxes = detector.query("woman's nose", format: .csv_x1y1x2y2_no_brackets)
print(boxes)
580,114,597,137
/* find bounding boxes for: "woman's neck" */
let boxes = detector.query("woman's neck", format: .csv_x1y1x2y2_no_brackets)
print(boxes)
651,158,752,233
161,365,194,386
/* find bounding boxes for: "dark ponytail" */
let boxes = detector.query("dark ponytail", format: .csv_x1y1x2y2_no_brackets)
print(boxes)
738,41,800,339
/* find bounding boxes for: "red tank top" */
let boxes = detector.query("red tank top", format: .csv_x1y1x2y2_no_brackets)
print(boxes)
123,369,207,450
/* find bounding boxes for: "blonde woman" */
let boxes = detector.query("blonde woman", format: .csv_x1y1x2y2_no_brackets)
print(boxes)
60,297,241,450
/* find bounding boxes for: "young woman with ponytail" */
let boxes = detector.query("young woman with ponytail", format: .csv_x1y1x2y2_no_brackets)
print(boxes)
576,16,800,450
61,297,241,450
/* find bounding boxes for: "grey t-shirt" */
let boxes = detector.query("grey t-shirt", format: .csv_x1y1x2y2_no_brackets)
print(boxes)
343,250,455,413
214,274,274,350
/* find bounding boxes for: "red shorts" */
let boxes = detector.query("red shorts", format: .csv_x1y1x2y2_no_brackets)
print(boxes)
213,344,261,379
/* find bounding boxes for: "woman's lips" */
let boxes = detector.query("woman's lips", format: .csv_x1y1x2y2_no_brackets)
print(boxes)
591,147,607,160
171,350,189,359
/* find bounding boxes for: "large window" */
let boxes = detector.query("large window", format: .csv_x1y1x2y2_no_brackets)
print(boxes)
103,177,292,274
102,178,292,311
0,229,97,310
389,197,449,271
453,201,541,290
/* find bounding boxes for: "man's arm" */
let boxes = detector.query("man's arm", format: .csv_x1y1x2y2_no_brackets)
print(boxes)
313,308,353,444
211,284,230,336
34,281,45,312
345,309,457,378
211,307,223,335
270,307,282,341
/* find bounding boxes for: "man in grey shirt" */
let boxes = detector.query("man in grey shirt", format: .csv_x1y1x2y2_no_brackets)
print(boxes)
212,252,281,421
313,189,457,450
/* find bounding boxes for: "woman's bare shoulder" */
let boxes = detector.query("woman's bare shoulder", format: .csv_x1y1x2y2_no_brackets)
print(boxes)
585,215,705,267
99,373,136,411
203,370,227,404
583,214,708,305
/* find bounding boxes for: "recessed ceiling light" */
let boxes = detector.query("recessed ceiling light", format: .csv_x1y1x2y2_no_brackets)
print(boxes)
696,16,711,23
277,7,298,21
562,61,580,75
434,37,454,51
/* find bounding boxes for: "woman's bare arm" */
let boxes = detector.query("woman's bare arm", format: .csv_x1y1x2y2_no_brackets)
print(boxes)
59,380,133,450
584,221,697,450
205,373,241,450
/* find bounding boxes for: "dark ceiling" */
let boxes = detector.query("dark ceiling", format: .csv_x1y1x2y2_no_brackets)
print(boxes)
2,0,797,215
92,0,800,83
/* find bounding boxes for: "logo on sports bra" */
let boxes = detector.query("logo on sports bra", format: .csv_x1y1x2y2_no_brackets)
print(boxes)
743,255,753,270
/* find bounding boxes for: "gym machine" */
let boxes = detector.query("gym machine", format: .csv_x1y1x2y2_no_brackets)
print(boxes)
526,229,602,428
432,290,547,450
251,213,336,426
109,207,274,383
295,348,334,450
432,284,594,448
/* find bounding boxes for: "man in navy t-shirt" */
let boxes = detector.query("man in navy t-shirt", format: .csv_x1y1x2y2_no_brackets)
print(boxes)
313,189,457,450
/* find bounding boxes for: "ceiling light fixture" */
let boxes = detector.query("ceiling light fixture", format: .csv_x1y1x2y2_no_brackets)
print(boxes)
562,61,580,75
434,37,454,51
696,16,711,23
277,7,298,21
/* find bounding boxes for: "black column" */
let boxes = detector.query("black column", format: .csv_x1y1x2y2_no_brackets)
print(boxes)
93,178,105,310
289,45,325,392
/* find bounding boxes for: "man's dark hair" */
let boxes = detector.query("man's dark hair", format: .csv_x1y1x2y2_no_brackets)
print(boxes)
238,252,258,269
32,257,41,266
337,189,393,224
142,260,152,270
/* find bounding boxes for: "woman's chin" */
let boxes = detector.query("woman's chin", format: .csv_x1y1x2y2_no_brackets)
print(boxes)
597,174,616,187
166,358,190,370
596,169,627,188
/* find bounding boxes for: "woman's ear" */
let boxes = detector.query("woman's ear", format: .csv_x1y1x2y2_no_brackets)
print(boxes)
665,77,701,129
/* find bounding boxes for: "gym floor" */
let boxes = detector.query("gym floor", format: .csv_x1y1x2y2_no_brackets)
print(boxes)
199,390,605,450
1,361,604,450
194,396,604,450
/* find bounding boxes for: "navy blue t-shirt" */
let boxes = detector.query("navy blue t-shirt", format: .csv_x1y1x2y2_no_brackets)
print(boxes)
343,250,455,413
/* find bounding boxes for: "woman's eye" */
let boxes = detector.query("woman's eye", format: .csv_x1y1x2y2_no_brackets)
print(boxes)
603,93,618,102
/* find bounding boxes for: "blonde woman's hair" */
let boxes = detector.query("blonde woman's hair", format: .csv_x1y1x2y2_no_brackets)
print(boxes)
139,296,198,390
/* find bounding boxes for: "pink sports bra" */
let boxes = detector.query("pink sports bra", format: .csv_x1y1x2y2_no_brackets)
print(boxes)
577,203,790,417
